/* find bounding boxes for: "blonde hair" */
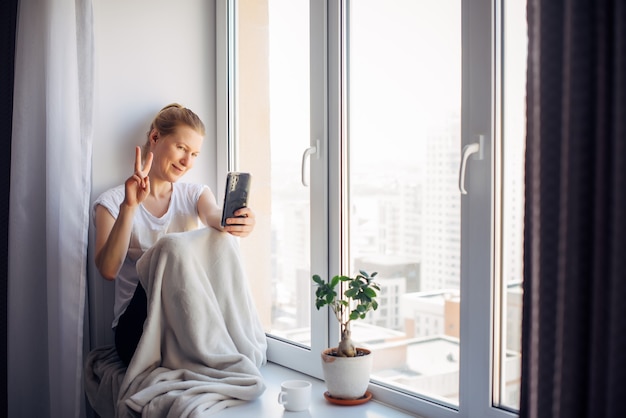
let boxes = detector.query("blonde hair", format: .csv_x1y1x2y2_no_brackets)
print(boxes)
142,103,206,160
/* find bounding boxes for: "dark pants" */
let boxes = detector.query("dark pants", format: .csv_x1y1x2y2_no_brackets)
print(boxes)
114,283,147,367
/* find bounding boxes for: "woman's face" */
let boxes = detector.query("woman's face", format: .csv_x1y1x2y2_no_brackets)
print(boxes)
149,125,204,182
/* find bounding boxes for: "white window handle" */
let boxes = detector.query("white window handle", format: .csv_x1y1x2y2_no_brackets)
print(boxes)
301,139,320,187
458,135,484,195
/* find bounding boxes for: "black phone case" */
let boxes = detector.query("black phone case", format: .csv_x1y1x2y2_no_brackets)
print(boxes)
220,172,251,227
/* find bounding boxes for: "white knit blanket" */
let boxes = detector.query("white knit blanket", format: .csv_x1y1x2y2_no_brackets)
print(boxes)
113,227,267,417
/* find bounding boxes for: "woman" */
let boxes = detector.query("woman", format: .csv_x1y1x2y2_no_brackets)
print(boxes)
93,103,255,366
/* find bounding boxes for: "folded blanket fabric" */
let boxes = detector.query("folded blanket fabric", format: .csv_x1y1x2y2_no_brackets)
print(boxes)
116,227,267,418
84,345,127,418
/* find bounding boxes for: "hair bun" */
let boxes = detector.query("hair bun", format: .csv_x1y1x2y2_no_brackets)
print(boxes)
160,103,184,112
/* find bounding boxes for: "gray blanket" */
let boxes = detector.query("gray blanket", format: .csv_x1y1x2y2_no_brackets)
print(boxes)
86,227,267,417
85,345,126,418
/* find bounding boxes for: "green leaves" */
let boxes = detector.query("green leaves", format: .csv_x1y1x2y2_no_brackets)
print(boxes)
344,271,380,321
312,274,324,285
313,274,339,309
311,270,380,328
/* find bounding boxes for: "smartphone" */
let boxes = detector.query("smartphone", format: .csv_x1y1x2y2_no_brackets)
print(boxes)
220,172,251,227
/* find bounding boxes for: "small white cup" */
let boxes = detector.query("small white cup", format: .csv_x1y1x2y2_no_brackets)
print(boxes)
277,379,312,412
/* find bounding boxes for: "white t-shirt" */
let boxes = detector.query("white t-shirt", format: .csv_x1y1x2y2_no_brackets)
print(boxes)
93,182,209,328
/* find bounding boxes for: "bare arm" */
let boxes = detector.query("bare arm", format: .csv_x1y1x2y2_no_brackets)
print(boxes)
197,188,256,237
94,146,153,280
94,203,137,280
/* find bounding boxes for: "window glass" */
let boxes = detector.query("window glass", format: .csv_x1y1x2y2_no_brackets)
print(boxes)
228,0,526,415
347,0,462,405
234,0,312,346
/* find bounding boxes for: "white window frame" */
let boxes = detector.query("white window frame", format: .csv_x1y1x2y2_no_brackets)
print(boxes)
216,1,520,416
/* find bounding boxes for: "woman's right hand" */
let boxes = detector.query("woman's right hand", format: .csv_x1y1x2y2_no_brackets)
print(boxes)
124,146,153,207
95,146,153,280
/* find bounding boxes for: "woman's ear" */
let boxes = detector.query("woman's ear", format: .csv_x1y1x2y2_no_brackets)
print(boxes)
150,129,159,143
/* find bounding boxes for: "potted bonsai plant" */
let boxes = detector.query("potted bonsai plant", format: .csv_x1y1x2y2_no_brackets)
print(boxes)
312,270,380,401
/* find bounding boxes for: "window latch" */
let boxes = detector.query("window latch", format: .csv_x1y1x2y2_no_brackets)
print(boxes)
458,135,485,195
301,139,320,187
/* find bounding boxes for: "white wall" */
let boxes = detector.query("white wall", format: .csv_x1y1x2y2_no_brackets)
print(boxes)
88,0,216,347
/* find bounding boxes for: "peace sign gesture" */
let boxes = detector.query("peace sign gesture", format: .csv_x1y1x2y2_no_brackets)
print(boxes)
123,146,154,207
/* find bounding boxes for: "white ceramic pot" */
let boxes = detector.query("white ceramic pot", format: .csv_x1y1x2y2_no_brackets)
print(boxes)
321,347,373,399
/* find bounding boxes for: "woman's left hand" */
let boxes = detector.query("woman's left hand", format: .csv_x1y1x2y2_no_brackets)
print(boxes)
223,207,256,237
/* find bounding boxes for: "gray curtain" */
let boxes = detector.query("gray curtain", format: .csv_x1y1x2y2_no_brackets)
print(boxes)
521,1,626,417
9,0,94,417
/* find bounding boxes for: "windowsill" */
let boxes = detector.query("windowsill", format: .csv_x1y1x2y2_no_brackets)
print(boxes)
217,361,417,417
